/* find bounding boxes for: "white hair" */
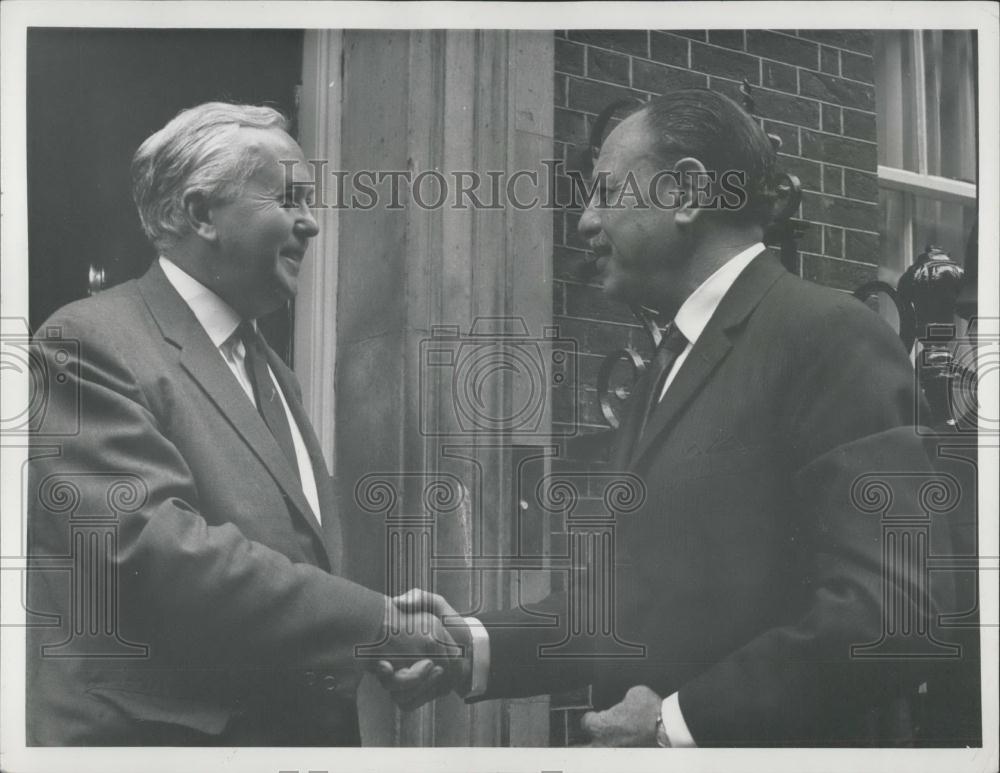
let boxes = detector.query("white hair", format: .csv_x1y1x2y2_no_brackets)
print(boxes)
131,102,289,251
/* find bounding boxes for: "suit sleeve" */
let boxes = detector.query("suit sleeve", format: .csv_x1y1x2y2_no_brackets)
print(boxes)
473,429,631,699
28,312,388,675
471,589,593,700
675,300,956,746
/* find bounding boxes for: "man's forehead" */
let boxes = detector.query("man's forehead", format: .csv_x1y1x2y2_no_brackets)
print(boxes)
592,111,655,175
282,157,315,186
234,127,312,182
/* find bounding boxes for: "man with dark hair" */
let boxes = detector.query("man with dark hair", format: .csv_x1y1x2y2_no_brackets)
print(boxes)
26,102,457,746
385,88,953,747
642,88,778,226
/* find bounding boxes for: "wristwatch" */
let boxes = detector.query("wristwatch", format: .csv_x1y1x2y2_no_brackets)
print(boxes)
654,713,672,747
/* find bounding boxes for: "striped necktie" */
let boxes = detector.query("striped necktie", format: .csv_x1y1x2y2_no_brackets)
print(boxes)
637,322,688,442
236,322,300,480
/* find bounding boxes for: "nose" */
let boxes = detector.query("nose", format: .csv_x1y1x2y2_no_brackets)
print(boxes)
295,203,319,239
578,200,601,244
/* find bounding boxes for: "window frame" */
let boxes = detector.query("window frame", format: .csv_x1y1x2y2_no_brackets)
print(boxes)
876,30,977,272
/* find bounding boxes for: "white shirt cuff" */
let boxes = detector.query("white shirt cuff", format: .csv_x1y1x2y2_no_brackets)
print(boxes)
463,616,490,698
660,692,697,747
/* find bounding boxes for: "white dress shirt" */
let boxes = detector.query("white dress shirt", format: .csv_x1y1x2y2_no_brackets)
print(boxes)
659,242,766,401
465,242,768,747
159,257,322,523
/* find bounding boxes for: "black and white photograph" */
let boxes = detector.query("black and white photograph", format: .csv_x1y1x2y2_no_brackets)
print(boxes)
1,3,997,772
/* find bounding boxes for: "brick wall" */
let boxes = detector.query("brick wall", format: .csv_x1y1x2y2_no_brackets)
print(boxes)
549,28,880,746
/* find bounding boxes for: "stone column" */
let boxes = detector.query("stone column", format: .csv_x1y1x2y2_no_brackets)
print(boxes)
297,29,554,747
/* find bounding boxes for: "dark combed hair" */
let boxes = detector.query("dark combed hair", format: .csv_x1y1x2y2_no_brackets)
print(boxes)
639,88,778,227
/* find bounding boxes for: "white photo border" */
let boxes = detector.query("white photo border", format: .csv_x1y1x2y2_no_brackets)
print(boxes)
2,3,997,772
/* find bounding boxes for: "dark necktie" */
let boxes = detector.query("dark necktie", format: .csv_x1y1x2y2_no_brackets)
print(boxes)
237,322,300,480
637,322,688,442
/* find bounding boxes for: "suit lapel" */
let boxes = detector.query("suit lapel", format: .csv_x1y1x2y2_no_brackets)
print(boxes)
627,250,788,469
613,362,655,470
264,349,344,572
630,325,732,467
136,263,330,562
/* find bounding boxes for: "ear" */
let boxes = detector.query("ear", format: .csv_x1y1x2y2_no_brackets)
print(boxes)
671,156,708,228
182,191,218,243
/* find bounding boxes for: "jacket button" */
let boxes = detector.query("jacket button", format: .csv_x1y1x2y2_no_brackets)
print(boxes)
323,674,338,691
303,670,317,687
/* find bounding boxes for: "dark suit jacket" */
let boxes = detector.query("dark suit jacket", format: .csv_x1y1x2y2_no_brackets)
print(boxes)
26,262,387,746
477,250,955,746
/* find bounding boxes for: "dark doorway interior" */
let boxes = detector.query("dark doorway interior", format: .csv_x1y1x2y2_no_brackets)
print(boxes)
27,28,304,361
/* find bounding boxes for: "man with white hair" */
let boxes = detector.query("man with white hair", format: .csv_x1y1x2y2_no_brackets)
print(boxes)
26,102,457,746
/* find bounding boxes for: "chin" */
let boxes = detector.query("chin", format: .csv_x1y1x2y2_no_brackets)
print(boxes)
272,272,299,302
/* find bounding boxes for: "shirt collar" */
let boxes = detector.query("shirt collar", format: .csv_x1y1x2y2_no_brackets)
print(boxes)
158,256,245,348
673,242,766,346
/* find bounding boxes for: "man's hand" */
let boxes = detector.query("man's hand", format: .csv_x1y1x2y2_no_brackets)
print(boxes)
374,589,473,711
580,685,663,747
364,599,460,673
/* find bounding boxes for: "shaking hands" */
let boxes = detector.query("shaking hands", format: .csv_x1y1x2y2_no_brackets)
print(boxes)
369,589,474,711
367,590,665,747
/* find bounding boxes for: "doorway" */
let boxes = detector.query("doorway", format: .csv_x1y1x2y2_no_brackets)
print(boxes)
26,28,304,360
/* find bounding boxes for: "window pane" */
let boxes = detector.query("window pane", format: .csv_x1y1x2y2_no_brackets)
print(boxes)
875,31,920,172
912,195,976,267
876,30,978,180
923,30,977,182
878,187,976,282
878,186,908,284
